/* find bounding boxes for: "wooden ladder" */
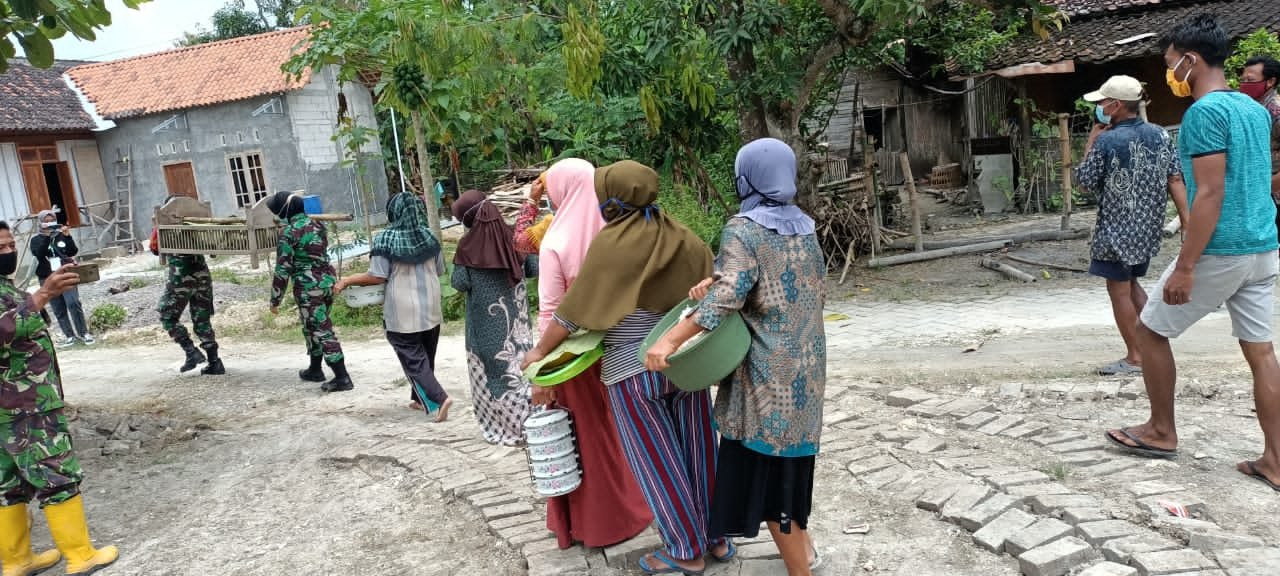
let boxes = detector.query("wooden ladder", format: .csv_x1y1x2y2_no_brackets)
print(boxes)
112,146,136,252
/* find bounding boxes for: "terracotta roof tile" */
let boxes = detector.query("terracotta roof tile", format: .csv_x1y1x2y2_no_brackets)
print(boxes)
0,59,97,133
66,27,313,120
1045,0,1176,19
987,0,1276,70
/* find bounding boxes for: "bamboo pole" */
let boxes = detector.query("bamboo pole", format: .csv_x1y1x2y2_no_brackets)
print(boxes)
900,152,923,252
867,239,1011,268
1059,113,1073,231
886,227,1090,251
981,257,1035,282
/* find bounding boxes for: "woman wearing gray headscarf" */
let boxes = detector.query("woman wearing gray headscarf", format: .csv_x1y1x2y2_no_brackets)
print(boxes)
645,138,827,575
29,210,93,346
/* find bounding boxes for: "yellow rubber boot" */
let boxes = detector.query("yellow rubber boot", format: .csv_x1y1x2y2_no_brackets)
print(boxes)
0,503,61,576
41,496,116,575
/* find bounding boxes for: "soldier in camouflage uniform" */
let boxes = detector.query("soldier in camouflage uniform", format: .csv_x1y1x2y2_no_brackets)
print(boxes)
0,221,118,576
153,197,225,375
267,192,352,392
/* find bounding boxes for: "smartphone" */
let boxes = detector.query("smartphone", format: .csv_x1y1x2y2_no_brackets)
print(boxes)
64,263,99,284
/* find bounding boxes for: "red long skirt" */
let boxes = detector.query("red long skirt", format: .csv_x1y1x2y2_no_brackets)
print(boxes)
546,364,652,548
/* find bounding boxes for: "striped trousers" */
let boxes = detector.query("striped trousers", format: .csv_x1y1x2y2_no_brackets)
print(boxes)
607,371,720,561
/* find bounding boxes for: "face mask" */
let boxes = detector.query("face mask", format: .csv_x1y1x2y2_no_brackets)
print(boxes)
0,253,17,277
1095,104,1112,125
1240,80,1270,100
1166,55,1194,98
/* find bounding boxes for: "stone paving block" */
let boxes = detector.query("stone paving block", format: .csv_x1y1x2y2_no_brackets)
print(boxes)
523,537,564,558
1118,382,1145,400
933,454,994,471
1049,439,1108,454
825,411,858,428
1151,516,1220,541
1064,508,1111,525
1128,481,1187,498
603,529,662,568
740,559,789,575
978,414,1026,435
1102,533,1183,564
1130,549,1218,575
907,399,954,418
888,470,931,500
1003,422,1051,439
944,398,996,418
986,470,1050,490
1076,520,1144,546
490,512,543,530
1096,382,1123,400
1079,459,1139,477
455,479,501,498
903,435,948,454
957,411,1000,430
940,484,993,523
874,429,920,443
848,455,899,477
1057,451,1113,468
1186,530,1265,553
526,546,590,576
887,388,935,407
1018,536,1100,576
1029,494,1101,514
955,493,1018,532
470,490,520,508
916,481,964,512
973,508,1038,553
1138,494,1207,519
841,445,881,464
862,464,913,489
1033,430,1087,446
1080,562,1139,576
736,541,783,561
1069,384,1103,402
1007,518,1076,557
495,517,547,540
439,471,488,495
999,382,1024,397
508,528,556,546
1215,546,1280,576
1006,482,1075,503
965,465,1022,479
483,501,535,520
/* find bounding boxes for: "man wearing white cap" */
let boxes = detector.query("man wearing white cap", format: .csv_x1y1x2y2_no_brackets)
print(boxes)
1076,75,1189,376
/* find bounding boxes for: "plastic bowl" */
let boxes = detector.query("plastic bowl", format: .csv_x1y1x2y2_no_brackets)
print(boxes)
639,298,750,392
343,284,385,308
533,345,604,387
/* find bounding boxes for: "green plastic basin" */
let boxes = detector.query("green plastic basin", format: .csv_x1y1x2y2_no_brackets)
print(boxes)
524,331,606,387
639,298,750,392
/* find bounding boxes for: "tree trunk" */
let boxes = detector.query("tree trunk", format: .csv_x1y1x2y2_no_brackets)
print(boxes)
411,110,443,242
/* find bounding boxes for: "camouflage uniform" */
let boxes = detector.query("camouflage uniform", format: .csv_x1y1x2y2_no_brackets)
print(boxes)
158,254,216,347
271,213,343,364
0,277,82,508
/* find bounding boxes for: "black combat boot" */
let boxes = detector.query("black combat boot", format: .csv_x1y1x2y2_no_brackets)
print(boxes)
200,342,225,375
299,355,326,382
321,360,354,392
178,337,205,373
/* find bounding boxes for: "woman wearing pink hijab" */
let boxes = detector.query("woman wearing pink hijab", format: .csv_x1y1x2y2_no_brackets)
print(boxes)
529,158,652,550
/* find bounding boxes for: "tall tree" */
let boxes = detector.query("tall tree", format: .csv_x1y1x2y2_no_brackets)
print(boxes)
1,0,153,71
177,0,301,47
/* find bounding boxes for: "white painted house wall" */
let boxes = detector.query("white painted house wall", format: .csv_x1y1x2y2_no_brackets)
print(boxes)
287,65,342,168
0,144,28,223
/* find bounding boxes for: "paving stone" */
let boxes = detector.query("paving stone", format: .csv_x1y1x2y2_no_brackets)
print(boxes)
523,537,564,558
1186,530,1265,553
940,484,993,523
1018,536,1100,576
439,471,488,495
1150,516,1220,541
1064,508,1112,525
916,481,964,512
986,470,1051,490
933,454,995,471
848,455,899,477
1079,459,1139,477
1007,518,1076,557
888,470,931,500
955,493,1018,532
496,519,548,541
1057,451,1113,468
1128,481,1187,498
824,410,857,427
1215,546,1280,576
999,382,1024,397
482,501,535,520
736,541,783,561
740,559,789,576
973,508,1038,553
1079,562,1140,576
490,512,543,530
1049,439,1108,454
887,388,936,407
957,411,1000,430
470,491,520,508
903,435,948,453
1102,533,1183,564
1070,384,1104,402
1096,382,1123,400
874,429,920,443
1076,520,1144,546
1033,430,1087,447
1161,571,1225,576
1130,549,1218,575
978,414,1026,435
1006,482,1075,503
907,398,954,418
841,445,882,464
966,465,1023,479
508,528,556,546
862,464,914,489
1138,494,1208,519
944,398,996,418
603,529,663,568
1003,422,1051,439
1029,494,1102,514
526,547,590,576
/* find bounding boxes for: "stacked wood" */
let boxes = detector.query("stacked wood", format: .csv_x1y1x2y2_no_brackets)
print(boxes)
813,172,875,271
485,181,536,223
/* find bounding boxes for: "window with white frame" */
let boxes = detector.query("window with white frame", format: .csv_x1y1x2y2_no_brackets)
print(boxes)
227,152,269,207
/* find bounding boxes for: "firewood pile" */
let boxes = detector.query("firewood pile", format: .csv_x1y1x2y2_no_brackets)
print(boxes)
812,172,905,270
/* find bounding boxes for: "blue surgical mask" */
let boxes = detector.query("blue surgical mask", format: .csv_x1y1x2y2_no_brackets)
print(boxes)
1095,104,1112,125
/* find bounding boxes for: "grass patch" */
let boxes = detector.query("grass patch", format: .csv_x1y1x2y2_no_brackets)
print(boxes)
1042,462,1072,481
89,303,127,333
128,276,149,290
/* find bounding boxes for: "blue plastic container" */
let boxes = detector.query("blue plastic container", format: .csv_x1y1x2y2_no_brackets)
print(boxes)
302,195,322,215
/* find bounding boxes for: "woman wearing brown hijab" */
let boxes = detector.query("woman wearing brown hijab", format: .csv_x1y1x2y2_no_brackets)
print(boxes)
522,161,728,574
450,190,537,446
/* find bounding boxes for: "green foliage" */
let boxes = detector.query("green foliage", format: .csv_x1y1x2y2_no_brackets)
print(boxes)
89,303,126,333
329,297,383,328
127,276,149,290
1226,28,1280,88
1,0,152,71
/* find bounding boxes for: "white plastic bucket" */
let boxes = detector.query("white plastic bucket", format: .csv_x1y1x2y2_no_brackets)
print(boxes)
343,284,385,308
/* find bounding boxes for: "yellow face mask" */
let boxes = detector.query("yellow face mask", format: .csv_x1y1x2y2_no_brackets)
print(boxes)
1166,55,1194,98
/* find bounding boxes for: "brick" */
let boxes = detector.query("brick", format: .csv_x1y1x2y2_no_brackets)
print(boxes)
940,484,993,523
887,470,931,500
874,430,919,443
1063,508,1112,525
1033,430,1087,446
439,471,488,495
1029,494,1101,514
496,520,547,541
1078,562,1139,576
1049,439,1108,454
603,529,662,568
848,455,899,477
862,464,914,489
1076,520,1143,546
737,541,783,561
1079,459,1139,477
1096,382,1123,399
944,398,995,418
1003,422,1050,439
973,508,1038,553
522,537,563,557
907,400,953,418
1102,533,1182,564
482,501,535,520
966,465,1022,479
1127,481,1187,498
1137,494,1208,519
1006,482,1075,503
469,490,519,508
957,411,1000,430
1018,536,1100,576
526,547,589,576
1130,549,1218,575
490,512,543,530
1007,518,1076,557
1186,530,1265,553
740,559,790,576
978,415,1026,435
508,528,556,546
955,493,1018,532
903,435,948,454
986,470,1051,490
916,481,964,512
1151,516,1219,541
887,388,935,407
1070,384,1103,402
840,445,882,464
1057,451,1113,467
1215,547,1280,576
933,454,994,471
999,382,1024,397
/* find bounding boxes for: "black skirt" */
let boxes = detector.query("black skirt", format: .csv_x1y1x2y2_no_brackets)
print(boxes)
708,437,816,538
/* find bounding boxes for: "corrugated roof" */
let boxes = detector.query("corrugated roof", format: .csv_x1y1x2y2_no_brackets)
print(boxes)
66,27,313,120
0,59,97,133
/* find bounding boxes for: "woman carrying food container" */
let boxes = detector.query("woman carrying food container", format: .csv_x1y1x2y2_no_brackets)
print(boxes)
513,172,553,256
449,189,536,443
335,192,452,419
524,160,730,575
267,191,352,393
521,158,652,551
645,138,827,576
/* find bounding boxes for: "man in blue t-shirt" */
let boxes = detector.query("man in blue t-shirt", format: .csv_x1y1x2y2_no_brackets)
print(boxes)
1105,14,1280,493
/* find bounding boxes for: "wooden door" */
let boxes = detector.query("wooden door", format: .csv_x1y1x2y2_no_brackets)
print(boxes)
163,162,198,199
54,162,81,227
20,163,48,214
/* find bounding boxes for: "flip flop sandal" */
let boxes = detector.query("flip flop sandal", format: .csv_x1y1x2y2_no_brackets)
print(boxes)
639,551,704,575
1103,427,1178,459
810,545,824,571
710,539,736,563
1241,460,1280,491
1097,359,1142,376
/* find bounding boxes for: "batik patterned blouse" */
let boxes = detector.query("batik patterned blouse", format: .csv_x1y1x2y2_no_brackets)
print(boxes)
696,217,826,458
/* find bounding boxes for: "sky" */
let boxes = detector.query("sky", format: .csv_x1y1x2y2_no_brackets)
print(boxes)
35,0,236,62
